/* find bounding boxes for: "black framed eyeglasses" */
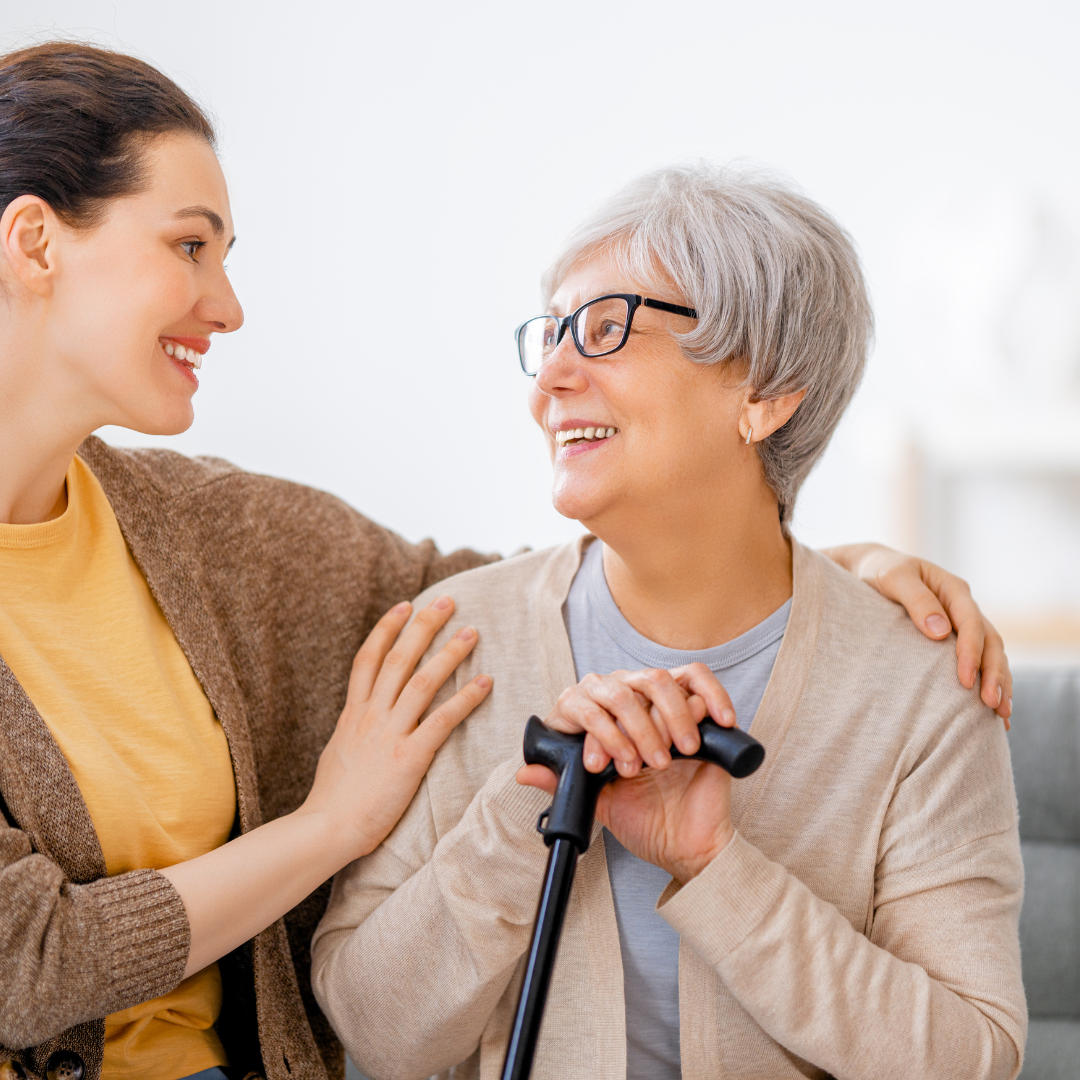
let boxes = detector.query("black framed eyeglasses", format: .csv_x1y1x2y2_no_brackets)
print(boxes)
515,293,698,376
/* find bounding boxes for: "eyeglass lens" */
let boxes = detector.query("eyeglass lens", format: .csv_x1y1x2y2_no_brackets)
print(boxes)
573,297,630,357
518,297,632,374
518,317,560,375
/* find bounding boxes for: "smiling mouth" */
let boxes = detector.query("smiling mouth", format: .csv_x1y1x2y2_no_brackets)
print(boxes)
162,340,204,370
555,426,618,446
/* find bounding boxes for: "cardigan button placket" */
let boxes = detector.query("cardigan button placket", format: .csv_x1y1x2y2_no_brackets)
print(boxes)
44,1052,83,1080
0,1060,29,1079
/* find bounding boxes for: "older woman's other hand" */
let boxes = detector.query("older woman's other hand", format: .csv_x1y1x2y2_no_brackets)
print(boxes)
822,543,1012,728
521,752,734,884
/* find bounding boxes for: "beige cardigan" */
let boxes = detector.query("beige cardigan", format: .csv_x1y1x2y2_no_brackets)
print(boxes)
311,538,1026,1080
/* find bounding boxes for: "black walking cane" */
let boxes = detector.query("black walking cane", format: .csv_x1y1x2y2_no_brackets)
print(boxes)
501,714,765,1080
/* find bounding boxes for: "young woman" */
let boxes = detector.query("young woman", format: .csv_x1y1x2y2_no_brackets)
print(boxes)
311,166,1025,1079
0,42,1009,1080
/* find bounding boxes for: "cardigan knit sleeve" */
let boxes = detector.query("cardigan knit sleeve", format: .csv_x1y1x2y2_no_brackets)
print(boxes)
657,693,1026,1080
310,758,552,1080
0,823,189,1049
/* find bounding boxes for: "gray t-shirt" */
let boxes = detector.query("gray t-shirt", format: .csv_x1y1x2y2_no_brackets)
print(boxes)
563,541,790,1080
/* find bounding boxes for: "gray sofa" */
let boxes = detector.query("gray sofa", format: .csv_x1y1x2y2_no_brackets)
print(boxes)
1014,667,1080,1079
346,669,1080,1080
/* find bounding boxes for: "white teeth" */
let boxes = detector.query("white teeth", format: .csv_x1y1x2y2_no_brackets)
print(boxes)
555,426,618,445
163,341,203,369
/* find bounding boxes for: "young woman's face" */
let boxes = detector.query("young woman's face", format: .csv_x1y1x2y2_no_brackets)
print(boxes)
45,132,242,435
528,256,750,529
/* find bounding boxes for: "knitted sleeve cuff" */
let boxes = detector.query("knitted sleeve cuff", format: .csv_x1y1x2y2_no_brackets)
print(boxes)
84,868,191,1009
484,756,551,832
656,831,788,964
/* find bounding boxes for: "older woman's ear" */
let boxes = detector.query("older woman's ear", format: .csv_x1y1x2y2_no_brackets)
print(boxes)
739,389,807,444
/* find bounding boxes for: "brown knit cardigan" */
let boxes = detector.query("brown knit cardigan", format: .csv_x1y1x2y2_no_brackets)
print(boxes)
0,437,494,1080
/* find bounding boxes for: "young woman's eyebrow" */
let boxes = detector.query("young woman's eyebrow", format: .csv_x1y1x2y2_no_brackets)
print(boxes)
173,205,237,252
173,204,226,238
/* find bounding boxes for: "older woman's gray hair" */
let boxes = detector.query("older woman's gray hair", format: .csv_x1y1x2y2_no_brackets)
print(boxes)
542,163,874,531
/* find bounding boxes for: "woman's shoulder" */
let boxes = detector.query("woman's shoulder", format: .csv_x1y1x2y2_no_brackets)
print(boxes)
411,539,585,620
797,543,990,729
78,434,241,492
77,435,394,539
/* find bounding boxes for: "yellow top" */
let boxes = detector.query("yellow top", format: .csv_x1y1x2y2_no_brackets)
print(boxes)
0,456,237,1080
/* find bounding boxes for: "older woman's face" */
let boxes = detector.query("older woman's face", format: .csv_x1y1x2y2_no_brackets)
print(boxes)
529,256,751,529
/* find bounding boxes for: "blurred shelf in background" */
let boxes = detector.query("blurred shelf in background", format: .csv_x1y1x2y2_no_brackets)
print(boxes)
897,398,1080,657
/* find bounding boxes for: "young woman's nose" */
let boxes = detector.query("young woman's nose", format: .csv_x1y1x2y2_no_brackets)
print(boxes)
196,264,244,333
534,332,588,395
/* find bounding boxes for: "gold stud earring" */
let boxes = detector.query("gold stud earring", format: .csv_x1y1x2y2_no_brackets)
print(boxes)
745,425,753,445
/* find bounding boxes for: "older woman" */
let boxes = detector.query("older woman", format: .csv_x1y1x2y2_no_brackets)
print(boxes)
311,165,1026,1080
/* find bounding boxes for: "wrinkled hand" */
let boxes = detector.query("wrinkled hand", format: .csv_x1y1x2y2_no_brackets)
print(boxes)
301,596,491,859
523,755,733,884
823,543,1012,726
540,662,735,776
518,662,737,882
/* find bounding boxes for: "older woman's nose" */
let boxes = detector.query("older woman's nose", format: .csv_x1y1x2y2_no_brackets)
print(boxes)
534,335,588,395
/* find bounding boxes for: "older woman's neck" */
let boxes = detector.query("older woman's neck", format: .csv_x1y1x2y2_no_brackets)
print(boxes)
593,496,794,652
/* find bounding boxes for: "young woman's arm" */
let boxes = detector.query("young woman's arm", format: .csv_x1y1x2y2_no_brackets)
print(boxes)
160,595,489,979
0,595,487,1046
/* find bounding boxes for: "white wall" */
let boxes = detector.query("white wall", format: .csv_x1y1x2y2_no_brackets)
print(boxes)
3,0,1079,631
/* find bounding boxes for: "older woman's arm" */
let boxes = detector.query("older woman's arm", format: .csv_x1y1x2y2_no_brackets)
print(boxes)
310,758,551,1080
654,695,1025,1080
823,543,1012,722
528,678,1027,1080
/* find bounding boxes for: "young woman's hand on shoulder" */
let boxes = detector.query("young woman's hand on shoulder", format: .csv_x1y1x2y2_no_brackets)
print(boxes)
162,595,488,979
299,596,491,859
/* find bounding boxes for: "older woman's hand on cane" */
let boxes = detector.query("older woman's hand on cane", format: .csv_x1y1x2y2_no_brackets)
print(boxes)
519,664,739,882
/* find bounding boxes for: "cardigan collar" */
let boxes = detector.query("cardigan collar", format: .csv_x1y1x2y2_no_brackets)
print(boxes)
75,437,262,833
0,438,263,889
534,533,825,835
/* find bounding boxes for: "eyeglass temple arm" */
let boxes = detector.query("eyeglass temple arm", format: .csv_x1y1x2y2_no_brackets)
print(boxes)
641,297,698,319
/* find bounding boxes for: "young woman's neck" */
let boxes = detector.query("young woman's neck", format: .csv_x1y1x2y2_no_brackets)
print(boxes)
0,344,91,525
588,482,793,652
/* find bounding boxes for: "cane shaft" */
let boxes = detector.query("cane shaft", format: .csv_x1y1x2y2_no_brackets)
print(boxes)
501,838,578,1080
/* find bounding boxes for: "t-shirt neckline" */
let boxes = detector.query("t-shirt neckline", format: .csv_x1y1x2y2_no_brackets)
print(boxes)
0,458,82,550
583,540,792,672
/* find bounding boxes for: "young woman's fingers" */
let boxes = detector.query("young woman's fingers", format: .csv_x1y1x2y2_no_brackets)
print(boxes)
668,663,737,728
948,606,986,692
872,558,953,641
980,624,1013,726
408,674,492,759
619,668,701,755
369,595,457,705
345,601,413,707
923,566,1013,725
391,625,480,728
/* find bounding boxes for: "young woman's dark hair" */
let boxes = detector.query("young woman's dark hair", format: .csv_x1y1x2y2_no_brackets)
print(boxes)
0,41,215,227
